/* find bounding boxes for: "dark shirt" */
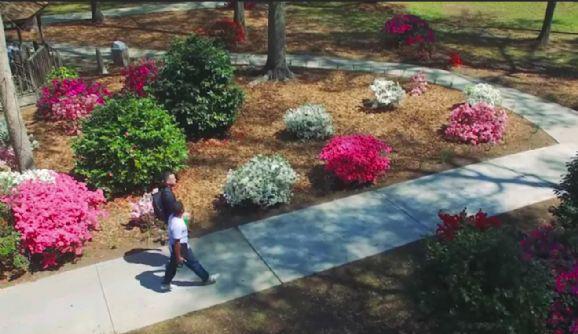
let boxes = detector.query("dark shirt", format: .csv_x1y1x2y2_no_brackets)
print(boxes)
160,186,178,222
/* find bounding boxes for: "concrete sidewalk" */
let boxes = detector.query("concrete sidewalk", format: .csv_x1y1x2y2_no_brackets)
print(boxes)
43,2,226,25
1,51,577,334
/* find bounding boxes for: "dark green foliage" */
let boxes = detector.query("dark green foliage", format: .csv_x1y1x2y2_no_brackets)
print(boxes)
554,153,578,230
153,34,244,139
0,203,28,274
416,223,552,334
73,96,188,196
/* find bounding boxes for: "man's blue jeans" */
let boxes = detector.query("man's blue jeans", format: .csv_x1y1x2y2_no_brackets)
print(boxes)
162,243,209,284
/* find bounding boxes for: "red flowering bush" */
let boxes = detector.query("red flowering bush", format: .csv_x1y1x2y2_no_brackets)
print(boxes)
382,14,435,58
436,209,502,241
208,18,246,47
444,102,508,145
121,58,159,97
36,78,110,133
449,51,463,68
7,173,106,269
319,134,392,184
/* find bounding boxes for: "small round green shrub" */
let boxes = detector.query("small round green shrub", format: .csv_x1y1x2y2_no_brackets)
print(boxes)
284,104,334,140
154,34,244,139
223,155,297,208
0,203,28,274
73,96,188,196
554,153,578,230
46,66,79,81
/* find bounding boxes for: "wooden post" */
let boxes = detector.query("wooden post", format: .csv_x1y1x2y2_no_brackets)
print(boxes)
96,48,108,75
36,14,45,44
0,14,35,171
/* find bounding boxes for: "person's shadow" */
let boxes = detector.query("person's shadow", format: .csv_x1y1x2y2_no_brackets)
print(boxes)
125,248,205,293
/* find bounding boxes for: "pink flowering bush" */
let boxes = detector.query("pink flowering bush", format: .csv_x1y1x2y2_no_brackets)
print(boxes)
7,173,106,269
319,134,392,184
36,78,110,132
382,14,435,59
408,71,429,96
129,191,157,229
0,146,16,170
444,102,508,145
121,58,159,97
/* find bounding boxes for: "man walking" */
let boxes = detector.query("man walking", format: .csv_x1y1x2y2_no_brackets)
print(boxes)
161,201,218,291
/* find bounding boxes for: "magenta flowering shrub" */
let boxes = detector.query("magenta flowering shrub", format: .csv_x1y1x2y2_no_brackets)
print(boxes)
121,58,159,97
382,14,435,59
408,71,428,96
319,134,392,184
444,102,507,145
8,173,106,269
0,146,16,170
36,78,110,131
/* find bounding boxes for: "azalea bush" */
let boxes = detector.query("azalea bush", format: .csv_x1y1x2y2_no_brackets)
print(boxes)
417,209,552,334
223,155,297,208
553,153,578,230
449,51,463,68
46,66,79,81
36,78,110,133
154,35,244,138
284,103,334,140
407,71,428,96
0,169,57,194
121,58,159,97
382,14,435,58
7,173,106,269
444,102,508,145
464,83,502,107
368,78,405,109
319,134,392,185
208,19,246,47
73,96,188,196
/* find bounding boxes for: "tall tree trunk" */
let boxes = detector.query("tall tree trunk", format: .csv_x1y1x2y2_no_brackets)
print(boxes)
537,1,556,48
91,0,104,24
0,15,35,171
263,2,293,80
233,0,246,33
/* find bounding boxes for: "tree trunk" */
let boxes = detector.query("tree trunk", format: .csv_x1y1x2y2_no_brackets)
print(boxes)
233,0,246,33
91,0,104,24
537,1,556,48
0,15,35,171
263,1,293,80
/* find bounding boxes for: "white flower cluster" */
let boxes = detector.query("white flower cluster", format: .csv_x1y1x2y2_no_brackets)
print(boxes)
369,78,405,108
284,104,334,140
0,169,57,193
223,155,298,208
464,83,502,107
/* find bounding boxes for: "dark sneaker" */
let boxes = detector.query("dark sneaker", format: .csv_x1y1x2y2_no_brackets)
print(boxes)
160,282,171,291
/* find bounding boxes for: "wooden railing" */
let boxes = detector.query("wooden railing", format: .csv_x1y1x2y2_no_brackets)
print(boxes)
9,44,62,96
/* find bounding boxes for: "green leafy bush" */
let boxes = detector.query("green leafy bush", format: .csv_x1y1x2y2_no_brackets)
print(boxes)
416,210,552,334
73,96,188,196
554,153,578,230
46,66,79,81
0,204,28,274
153,34,244,138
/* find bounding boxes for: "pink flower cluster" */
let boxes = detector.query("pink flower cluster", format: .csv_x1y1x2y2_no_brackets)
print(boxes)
129,192,154,223
408,71,428,96
7,173,106,269
0,146,16,169
37,78,110,123
436,209,501,241
444,102,507,145
121,58,159,97
383,14,435,47
319,134,392,184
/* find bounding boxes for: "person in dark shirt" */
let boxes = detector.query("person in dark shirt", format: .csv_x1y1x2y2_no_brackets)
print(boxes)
159,171,179,225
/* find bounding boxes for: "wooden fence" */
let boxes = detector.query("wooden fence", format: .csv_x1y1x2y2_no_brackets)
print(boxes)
9,44,62,96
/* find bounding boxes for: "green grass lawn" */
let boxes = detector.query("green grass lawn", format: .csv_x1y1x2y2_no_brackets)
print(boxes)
42,2,145,15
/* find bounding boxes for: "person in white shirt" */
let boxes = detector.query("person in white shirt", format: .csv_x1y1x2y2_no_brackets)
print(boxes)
161,201,218,291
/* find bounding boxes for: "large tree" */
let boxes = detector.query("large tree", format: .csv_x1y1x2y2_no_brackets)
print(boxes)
537,1,557,48
233,0,246,33
91,0,104,24
0,15,35,171
262,1,293,80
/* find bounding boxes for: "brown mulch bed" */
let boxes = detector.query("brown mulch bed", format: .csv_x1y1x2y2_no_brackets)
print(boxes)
130,199,559,334
5,68,553,286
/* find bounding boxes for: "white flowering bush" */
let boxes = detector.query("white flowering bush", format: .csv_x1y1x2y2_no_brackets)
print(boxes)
369,78,405,108
464,83,502,107
223,155,298,208
284,104,334,140
0,169,57,193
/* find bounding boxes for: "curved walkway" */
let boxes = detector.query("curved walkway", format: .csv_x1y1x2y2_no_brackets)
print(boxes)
2,50,578,334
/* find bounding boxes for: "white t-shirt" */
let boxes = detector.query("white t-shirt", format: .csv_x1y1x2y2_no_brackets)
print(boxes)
168,215,188,248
